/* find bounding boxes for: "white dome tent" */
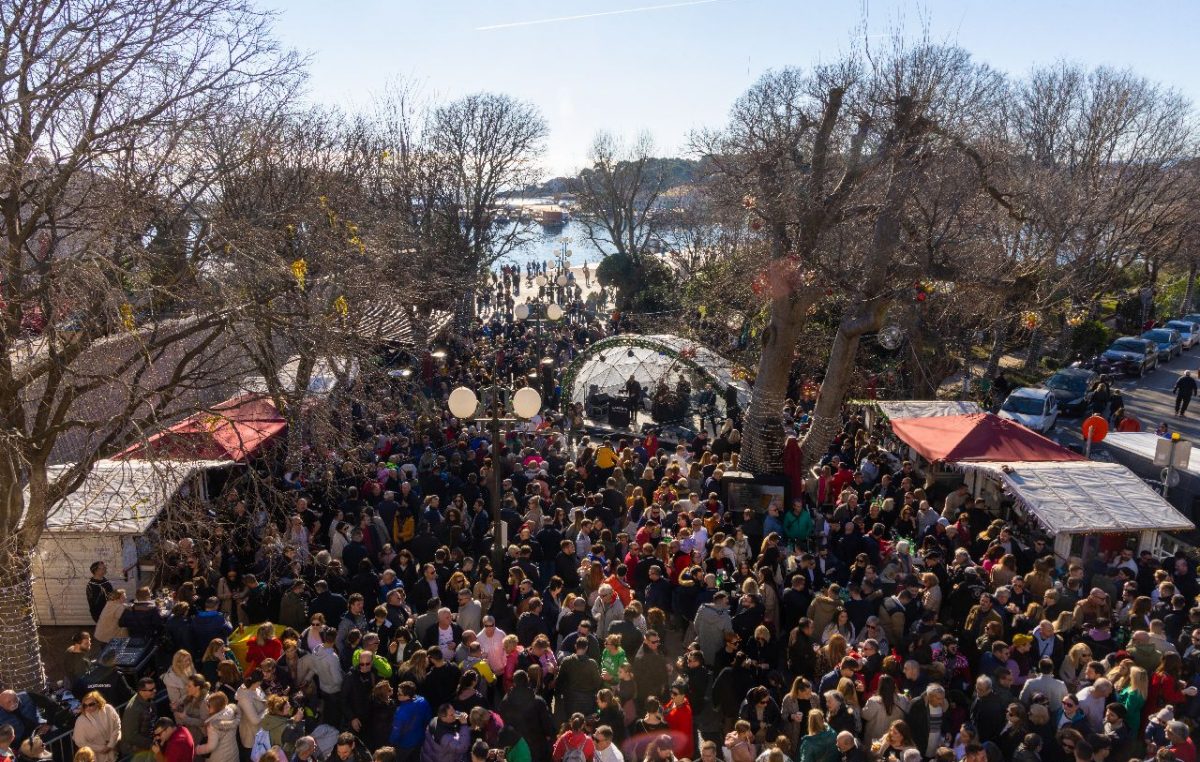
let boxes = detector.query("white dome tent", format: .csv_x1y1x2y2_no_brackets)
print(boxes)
562,334,752,427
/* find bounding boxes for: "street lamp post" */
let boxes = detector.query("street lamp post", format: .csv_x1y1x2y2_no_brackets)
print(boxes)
448,384,543,567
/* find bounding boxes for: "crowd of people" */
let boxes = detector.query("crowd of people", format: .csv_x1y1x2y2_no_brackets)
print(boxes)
2,277,1200,762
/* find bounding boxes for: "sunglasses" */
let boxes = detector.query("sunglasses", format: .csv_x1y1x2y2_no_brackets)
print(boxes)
82,702,98,708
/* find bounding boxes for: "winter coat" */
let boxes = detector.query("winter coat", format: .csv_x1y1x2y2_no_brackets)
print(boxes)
420,718,471,762
807,594,841,640
196,705,241,762
591,595,625,638
235,684,267,748
94,601,129,644
798,727,838,762
498,685,554,761
163,670,191,709
388,697,433,750
72,704,122,762
693,603,733,665
190,610,234,654
861,694,910,744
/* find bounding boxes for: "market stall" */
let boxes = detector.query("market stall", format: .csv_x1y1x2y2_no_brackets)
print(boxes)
955,459,1195,561
31,458,232,625
1102,431,1200,520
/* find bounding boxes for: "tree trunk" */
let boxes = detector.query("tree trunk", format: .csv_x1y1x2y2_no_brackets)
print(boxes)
984,320,1009,380
1182,258,1197,314
739,295,810,475
1023,326,1044,371
799,301,888,466
0,543,47,691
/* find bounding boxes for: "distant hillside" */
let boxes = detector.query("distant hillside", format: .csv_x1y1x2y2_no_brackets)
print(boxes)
525,157,703,196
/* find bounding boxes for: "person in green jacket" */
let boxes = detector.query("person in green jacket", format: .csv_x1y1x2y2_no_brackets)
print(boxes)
1117,667,1149,738
784,502,814,549
599,636,628,688
798,709,839,762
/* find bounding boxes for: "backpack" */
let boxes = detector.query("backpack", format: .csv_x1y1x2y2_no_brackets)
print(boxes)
562,736,587,762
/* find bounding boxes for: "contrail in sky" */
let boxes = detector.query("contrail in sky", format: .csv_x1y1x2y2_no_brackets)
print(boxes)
476,0,727,32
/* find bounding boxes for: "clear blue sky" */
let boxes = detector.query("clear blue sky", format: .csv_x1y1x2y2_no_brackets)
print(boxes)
269,0,1199,175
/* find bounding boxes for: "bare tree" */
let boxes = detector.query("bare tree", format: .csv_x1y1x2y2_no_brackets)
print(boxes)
0,0,297,690
427,93,548,324
698,42,1004,470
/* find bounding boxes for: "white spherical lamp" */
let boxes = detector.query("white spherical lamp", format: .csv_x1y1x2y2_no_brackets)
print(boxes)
448,387,479,419
512,387,542,419
546,303,564,321
514,303,530,321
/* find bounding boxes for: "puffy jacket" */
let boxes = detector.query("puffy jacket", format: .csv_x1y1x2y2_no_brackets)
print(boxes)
388,697,432,750
420,718,471,762
784,509,813,543
118,602,165,639
235,685,266,748
693,603,733,665
806,594,841,640
798,727,837,762
196,705,240,762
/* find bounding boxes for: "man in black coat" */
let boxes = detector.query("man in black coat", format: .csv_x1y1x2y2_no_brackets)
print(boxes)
421,608,463,659
422,649,461,713
969,675,1007,743
633,631,669,709
341,651,379,734
85,562,114,623
308,580,347,625
609,608,644,658
498,671,554,761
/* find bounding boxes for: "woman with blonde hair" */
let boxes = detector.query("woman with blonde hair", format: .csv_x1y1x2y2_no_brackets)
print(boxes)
163,649,196,707
93,589,129,645
1117,665,1149,732
1059,643,1093,692
72,692,121,762
836,677,862,712
73,748,96,762
1052,610,1076,636
797,709,836,762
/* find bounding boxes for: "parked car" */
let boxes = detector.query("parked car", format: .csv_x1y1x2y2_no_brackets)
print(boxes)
1142,328,1183,361
1166,319,1200,350
998,387,1059,433
1101,337,1158,377
1042,367,1097,417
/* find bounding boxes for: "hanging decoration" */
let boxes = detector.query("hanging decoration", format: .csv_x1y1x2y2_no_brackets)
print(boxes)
119,303,135,331
1022,311,1041,330
291,258,308,290
332,295,349,319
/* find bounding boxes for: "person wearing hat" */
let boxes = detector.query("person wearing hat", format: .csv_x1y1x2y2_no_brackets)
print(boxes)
15,735,50,762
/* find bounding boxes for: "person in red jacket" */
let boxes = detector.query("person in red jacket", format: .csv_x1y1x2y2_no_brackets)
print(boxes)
552,713,596,761
244,623,282,675
151,717,193,762
664,687,694,758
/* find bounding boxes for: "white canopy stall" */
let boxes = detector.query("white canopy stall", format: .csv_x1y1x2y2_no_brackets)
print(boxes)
31,458,229,625
871,400,983,423
955,459,1194,560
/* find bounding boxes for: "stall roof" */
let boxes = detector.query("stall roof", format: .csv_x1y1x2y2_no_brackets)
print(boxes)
39,459,228,534
889,413,1084,463
1104,432,1200,475
872,400,983,420
956,460,1195,534
116,393,285,462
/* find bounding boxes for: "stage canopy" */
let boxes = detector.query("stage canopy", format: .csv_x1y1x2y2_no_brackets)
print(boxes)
563,334,752,413
117,393,285,462
956,460,1195,535
889,412,1083,463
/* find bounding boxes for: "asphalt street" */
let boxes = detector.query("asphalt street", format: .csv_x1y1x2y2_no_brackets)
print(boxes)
1049,344,1200,450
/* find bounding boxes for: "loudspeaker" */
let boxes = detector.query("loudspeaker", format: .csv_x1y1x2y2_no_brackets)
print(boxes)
608,406,630,428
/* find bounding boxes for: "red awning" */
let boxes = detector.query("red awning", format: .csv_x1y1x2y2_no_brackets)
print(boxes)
889,413,1084,463
117,393,286,462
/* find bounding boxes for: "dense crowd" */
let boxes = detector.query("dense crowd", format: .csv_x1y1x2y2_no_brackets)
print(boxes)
2,273,1200,762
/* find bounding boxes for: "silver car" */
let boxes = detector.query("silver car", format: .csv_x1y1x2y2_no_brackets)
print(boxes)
1167,319,1200,350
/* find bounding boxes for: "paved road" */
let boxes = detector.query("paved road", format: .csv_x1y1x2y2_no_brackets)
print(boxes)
1049,346,1200,449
